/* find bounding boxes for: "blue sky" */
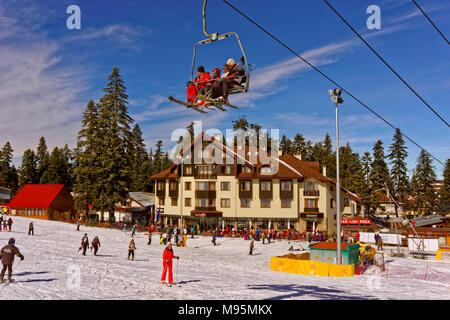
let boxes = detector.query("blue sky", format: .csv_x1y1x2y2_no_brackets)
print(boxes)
0,0,449,178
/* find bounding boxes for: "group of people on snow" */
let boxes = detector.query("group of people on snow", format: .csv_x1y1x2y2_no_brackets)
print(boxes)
0,216,13,232
186,57,245,105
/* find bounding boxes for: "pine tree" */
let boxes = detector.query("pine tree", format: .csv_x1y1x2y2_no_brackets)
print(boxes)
369,140,392,193
358,152,378,215
153,140,164,174
439,159,450,214
0,142,13,186
36,137,50,183
40,147,71,186
74,100,102,215
96,67,134,218
292,134,307,159
19,149,38,187
387,128,409,215
414,150,437,215
129,124,149,191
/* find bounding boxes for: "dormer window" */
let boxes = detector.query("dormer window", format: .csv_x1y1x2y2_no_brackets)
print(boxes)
242,166,252,173
260,166,272,175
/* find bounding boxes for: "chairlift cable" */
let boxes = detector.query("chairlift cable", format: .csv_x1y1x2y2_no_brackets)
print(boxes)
221,0,445,167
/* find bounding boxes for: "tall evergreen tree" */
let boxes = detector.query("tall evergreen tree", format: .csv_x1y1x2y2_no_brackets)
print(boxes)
414,150,437,215
40,147,71,186
387,128,409,215
439,159,450,215
369,140,392,194
36,137,50,183
129,124,149,191
0,142,13,186
19,149,38,187
74,100,102,215
96,67,134,218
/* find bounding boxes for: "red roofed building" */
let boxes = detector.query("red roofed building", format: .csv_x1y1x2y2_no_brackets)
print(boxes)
8,184,75,220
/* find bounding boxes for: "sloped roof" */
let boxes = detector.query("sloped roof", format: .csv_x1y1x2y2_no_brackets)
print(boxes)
8,184,66,208
128,192,155,206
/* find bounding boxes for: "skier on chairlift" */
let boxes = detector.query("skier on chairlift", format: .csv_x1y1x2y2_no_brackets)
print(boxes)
186,66,211,105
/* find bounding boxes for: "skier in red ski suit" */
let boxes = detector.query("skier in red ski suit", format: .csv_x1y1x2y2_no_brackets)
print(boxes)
161,243,179,285
186,66,211,104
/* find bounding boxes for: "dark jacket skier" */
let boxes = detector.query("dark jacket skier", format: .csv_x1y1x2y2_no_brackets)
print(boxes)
28,222,34,236
128,239,136,260
0,238,24,283
7,218,12,232
147,231,152,245
91,236,100,256
249,240,254,255
79,234,89,255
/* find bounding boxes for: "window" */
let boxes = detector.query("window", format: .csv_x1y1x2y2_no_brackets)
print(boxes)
169,181,177,191
159,198,165,206
261,199,271,208
221,198,231,208
196,181,215,191
185,182,191,191
225,166,231,174
344,198,350,207
185,198,191,207
281,199,291,208
260,166,272,175
330,199,335,208
281,180,292,191
197,166,214,177
305,199,318,208
240,199,251,208
305,181,318,191
157,181,165,191
221,182,230,191
242,166,252,173
260,181,271,192
196,198,215,208
240,181,251,191
184,166,192,175
171,198,178,206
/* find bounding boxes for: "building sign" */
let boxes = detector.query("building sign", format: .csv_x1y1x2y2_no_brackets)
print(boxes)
341,219,371,225
194,213,206,217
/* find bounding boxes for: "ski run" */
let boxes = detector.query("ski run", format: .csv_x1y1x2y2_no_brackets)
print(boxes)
0,216,449,300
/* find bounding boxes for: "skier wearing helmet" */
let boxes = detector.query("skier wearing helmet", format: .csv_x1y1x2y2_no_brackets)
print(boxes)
0,238,24,283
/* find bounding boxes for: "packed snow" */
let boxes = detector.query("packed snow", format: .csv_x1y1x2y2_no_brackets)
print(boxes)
0,216,449,300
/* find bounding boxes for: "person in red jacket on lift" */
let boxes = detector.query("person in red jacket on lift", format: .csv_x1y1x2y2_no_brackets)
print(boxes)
186,66,211,105
161,243,179,286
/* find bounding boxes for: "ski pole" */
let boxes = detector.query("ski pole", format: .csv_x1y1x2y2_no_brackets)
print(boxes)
176,258,179,284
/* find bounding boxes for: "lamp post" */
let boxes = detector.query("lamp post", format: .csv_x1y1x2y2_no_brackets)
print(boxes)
328,88,343,264
177,154,185,229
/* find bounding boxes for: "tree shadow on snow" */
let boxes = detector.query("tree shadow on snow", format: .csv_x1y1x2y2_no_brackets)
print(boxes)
247,284,378,300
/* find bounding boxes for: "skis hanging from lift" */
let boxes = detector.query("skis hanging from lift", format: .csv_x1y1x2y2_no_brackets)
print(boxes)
168,96,208,114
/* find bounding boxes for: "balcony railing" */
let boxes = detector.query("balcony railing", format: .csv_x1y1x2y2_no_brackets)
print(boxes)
195,174,217,179
304,190,319,196
304,207,319,212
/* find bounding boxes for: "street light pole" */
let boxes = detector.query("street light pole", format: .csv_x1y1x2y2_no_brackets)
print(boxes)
329,88,343,264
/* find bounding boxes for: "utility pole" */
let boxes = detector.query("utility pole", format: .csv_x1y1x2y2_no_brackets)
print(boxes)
329,88,344,264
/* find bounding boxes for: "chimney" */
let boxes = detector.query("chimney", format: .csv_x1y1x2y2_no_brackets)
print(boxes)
322,164,327,177
294,153,302,161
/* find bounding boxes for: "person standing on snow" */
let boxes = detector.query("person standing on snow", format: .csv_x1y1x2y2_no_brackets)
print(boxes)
212,231,217,246
0,238,24,283
161,243,179,286
131,225,136,238
249,240,255,255
147,231,152,245
28,222,34,236
2,220,7,232
7,218,12,232
128,239,136,261
91,236,101,256
76,217,81,231
123,224,127,235
0,216,3,232
79,234,89,255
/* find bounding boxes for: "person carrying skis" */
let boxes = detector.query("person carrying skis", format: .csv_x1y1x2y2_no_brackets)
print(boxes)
161,243,179,286
249,239,255,255
79,233,89,256
7,218,12,232
28,221,34,236
128,239,136,260
91,236,101,256
0,238,24,284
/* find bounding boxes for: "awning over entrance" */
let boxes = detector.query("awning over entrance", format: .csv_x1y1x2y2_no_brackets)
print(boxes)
190,210,222,217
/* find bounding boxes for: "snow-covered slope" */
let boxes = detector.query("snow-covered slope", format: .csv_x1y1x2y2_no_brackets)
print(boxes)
0,216,449,300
